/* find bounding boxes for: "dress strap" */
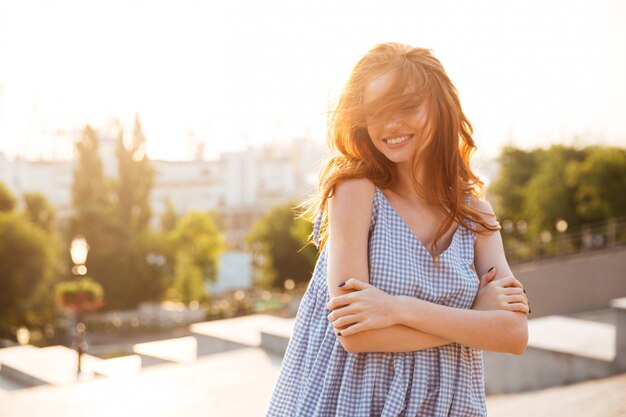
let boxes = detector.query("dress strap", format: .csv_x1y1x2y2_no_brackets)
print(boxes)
313,207,324,248
463,193,477,229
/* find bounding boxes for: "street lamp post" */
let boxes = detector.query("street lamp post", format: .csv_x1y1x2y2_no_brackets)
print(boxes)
70,235,90,376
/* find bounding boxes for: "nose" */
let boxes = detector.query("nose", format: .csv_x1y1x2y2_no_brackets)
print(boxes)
384,116,402,131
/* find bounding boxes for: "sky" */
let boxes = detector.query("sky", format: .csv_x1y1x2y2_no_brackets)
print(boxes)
0,0,625,162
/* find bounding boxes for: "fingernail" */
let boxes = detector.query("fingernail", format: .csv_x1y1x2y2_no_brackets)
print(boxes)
336,331,342,336
338,282,346,287
488,267,494,272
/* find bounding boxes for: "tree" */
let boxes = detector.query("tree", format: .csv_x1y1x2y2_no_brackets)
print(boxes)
71,122,165,310
0,182,16,212
247,203,317,289
169,211,225,287
567,146,626,221
71,125,119,306
72,125,110,212
116,115,154,232
489,146,540,225
0,212,54,329
24,192,55,231
521,145,585,237
98,116,163,309
489,144,626,254
160,197,178,232
0,185,60,341
172,251,205,304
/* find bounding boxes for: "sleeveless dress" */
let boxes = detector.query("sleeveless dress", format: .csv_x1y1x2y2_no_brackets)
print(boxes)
266,186,486,416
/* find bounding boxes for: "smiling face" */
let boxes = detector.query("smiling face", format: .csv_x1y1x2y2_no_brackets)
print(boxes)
362,69,433,166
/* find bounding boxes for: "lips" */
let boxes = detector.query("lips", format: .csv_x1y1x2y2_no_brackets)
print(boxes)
382,134,414,145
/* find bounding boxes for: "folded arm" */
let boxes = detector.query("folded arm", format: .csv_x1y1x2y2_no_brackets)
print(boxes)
326,179,528,354
388,200,528,354
326,178,449,352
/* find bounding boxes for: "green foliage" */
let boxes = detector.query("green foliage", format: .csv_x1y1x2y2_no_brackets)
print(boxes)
247,203,317,289
71,122,167,310
490,144,626,243
99,230,170,310
489,146,540,224
521,146,585,237
72,125,110,211
24,192,55,231
160,197,178,232
54,276,105,312
172,251,205,303
567,146,626,221
0,182,16,212
170,211,225,286
0,212,54,327
116,115,154,232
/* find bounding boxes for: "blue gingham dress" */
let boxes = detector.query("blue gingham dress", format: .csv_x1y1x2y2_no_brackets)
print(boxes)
267,186,486,416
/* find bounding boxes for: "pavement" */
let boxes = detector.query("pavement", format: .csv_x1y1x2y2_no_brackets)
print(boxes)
1,313,626,417
487,372,626,417
0,347,282,417
2,348,626,417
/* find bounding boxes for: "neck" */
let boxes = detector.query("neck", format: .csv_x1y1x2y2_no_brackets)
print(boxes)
391,160,427,200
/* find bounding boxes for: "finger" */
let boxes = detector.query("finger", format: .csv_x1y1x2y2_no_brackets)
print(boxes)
484,267,497,283
494,276,524,289
503,287,525,296
326,294,353,310
503,288,529,304
331,314,362,329
505,294,528,305
508,303,530,315
336,321,367,337
327,306,357,322
478,267,496,288
338,277,371,291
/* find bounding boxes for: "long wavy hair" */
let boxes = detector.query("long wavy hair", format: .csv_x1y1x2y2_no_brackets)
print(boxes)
301,42,499,259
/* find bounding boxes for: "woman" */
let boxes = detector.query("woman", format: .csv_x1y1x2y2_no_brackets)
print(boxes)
266,42,529,417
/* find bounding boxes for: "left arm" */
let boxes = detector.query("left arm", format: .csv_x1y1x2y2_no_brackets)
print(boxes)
329,278,527,354
327,198,528,355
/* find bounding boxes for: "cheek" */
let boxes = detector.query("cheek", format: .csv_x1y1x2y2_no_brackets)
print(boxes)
408,108,429,128
366,123,380,142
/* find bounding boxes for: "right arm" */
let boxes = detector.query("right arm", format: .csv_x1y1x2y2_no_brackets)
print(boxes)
326,178,450,353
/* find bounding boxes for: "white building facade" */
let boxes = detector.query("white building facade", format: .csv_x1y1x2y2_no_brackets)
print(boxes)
0,137,328,246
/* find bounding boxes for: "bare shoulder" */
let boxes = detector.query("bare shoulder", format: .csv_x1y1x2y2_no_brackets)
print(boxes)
328,178,375,239
333,177,376,201
468,195,500,233
469,196,513,277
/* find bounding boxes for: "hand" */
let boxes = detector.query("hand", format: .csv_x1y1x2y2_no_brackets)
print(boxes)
326,278,397,336
478,266,498,290
472,268,529,314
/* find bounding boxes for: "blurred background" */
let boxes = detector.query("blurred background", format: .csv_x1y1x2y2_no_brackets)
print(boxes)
0,0,625,416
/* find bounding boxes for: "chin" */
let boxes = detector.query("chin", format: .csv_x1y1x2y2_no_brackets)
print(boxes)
381,152,413,165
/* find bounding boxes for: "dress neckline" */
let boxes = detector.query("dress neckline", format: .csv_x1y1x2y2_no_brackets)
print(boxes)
375,186,460,259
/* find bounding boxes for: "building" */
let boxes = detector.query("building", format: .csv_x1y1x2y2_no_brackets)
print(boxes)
0,136,328,246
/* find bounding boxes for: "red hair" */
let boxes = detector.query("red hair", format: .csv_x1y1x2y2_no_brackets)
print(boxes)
302,43,499,258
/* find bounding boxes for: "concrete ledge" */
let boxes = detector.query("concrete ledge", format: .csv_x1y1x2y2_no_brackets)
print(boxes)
0,345,100,387
190,314,291,347
261,332,290,356
611,297,626,371
92,354,142,377
513,247,626,318
527,316,615,361
133,336,197,364
485,345,617,394
0,363,50,387
484,315,617,393
259,317,295,356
